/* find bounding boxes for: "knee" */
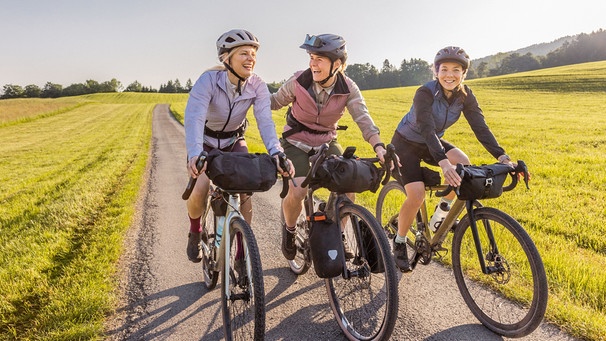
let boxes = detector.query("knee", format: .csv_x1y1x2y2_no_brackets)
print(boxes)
405,191,425,207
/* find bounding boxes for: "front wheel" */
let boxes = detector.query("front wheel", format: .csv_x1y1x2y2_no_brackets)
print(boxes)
221,217,265,340
452,207,548,338
326,204,398,340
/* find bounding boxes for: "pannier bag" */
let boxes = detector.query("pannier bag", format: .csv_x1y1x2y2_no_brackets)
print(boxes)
313,155,384,193
205,150,277,192
360,220,384,273
457,163,514,200
308,211,345,278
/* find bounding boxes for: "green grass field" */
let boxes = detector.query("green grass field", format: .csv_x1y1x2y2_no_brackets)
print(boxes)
1,62,605,340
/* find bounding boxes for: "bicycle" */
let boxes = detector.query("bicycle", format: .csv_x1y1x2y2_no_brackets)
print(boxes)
182,151,272,341
375,161,548,338
282,143,399,341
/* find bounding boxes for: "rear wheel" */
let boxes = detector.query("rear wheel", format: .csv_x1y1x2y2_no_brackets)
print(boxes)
221,217,265,340
202,198,218,290
452,207,548,337
287,210,311,275
326,203,398,340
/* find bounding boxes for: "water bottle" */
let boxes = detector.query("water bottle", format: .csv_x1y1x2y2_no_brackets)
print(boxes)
215,215,225,247
429,201,450,232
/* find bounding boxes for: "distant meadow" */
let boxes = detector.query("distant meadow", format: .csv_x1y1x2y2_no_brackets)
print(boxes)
0,61,605,340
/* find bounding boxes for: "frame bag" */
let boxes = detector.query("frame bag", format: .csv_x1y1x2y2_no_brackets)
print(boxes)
205,150,277,192
457,163,514,200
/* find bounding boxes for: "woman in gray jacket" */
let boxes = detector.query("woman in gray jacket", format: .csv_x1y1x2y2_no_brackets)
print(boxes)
184,29,293,263
390,46,514,272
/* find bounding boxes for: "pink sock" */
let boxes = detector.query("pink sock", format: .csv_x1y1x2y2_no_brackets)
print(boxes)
189,216,201,233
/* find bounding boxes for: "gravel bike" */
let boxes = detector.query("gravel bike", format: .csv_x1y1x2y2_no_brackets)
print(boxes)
182,151,272,341
281,143,399,341
375,161,548,338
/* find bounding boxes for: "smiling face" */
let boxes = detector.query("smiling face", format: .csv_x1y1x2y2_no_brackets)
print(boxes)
225,45,257,82
436,61,466,92
309,53,341,84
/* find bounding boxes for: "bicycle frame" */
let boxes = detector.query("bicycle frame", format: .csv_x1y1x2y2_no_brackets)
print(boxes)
202,189,241,283
412,186,501,276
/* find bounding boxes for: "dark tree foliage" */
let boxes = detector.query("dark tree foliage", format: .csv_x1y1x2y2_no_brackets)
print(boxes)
1,84,24,99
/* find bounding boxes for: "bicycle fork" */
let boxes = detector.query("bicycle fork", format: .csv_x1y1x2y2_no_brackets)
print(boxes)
465,201,508,281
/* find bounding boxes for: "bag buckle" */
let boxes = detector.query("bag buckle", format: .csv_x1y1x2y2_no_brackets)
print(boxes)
485,178,493,187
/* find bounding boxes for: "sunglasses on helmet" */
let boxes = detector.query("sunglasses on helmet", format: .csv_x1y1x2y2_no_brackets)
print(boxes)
302,34,324,48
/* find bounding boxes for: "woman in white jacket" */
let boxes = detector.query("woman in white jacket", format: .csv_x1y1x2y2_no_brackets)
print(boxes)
184,29,293,263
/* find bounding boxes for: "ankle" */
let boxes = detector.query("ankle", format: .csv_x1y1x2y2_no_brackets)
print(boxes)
189,215,202,233
394,234,407,244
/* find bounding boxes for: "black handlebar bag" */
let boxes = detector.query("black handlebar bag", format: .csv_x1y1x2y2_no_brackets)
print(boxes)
314,155,384,193
205,150,277,192
309,212,345,278
457,163,514,200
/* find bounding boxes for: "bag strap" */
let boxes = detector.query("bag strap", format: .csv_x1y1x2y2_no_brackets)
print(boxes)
282,107,347,139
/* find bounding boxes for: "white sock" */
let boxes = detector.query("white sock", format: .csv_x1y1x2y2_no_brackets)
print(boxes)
395,234,407,244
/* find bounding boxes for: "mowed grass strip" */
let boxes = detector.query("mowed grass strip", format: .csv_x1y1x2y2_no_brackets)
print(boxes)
171,61,606,340
0,97,90,127
0,100,152,339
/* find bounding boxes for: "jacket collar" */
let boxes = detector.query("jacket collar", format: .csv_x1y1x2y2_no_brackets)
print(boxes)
296,68,349,95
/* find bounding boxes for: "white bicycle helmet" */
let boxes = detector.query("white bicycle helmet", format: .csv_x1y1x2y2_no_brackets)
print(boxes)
434,46,470,70
216,29,260,56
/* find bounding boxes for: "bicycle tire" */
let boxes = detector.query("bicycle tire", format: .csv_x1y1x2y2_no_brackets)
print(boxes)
375,180,422,263
287,211,311,275
221,217,265,341
326,203,398,340
452,207,548,337
202,208,219,290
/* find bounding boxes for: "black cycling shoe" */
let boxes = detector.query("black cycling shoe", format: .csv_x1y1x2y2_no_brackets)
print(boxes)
187,232,202,263
342,234,355,260
282,224,297,260
392,238,412,272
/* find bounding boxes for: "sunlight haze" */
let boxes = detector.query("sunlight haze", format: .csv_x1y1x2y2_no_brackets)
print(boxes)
1,0,604,89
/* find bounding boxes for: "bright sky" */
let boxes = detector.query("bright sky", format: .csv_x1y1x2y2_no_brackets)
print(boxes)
1,0,604,89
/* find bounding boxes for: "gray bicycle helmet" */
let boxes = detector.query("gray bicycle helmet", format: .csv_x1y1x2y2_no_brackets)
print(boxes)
299,34,347,63
434,46,470,70
216,29,260,56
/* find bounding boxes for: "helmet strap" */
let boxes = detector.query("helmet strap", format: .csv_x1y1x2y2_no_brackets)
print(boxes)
223,62,246,95
316,60,336,86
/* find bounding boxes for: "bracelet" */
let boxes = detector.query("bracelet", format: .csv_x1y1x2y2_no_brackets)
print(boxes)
498,154,511,163
373,142,386,152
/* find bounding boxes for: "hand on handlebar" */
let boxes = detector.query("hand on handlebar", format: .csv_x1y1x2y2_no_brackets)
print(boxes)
273,151,295,179
188,153,207,178
439,159,461,187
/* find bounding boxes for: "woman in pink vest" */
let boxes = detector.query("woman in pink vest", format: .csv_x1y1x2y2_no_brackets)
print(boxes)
271,33,388,261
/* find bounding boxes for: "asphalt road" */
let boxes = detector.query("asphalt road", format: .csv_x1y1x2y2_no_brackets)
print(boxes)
105,104,578,341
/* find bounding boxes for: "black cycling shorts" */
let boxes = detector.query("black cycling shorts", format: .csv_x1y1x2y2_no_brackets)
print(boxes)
390,132,456,185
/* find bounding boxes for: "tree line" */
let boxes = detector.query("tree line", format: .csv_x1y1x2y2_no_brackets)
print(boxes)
0,78,193,100
2,29,605,99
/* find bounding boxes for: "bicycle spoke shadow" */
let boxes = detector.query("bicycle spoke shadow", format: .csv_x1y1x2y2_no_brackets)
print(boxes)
262,265,351,340
106,281,224,340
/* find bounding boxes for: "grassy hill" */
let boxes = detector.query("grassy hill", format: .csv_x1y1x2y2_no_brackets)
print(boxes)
1,61,605,340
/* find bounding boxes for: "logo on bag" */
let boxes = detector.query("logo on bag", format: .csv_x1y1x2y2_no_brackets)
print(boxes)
328,250,338,260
